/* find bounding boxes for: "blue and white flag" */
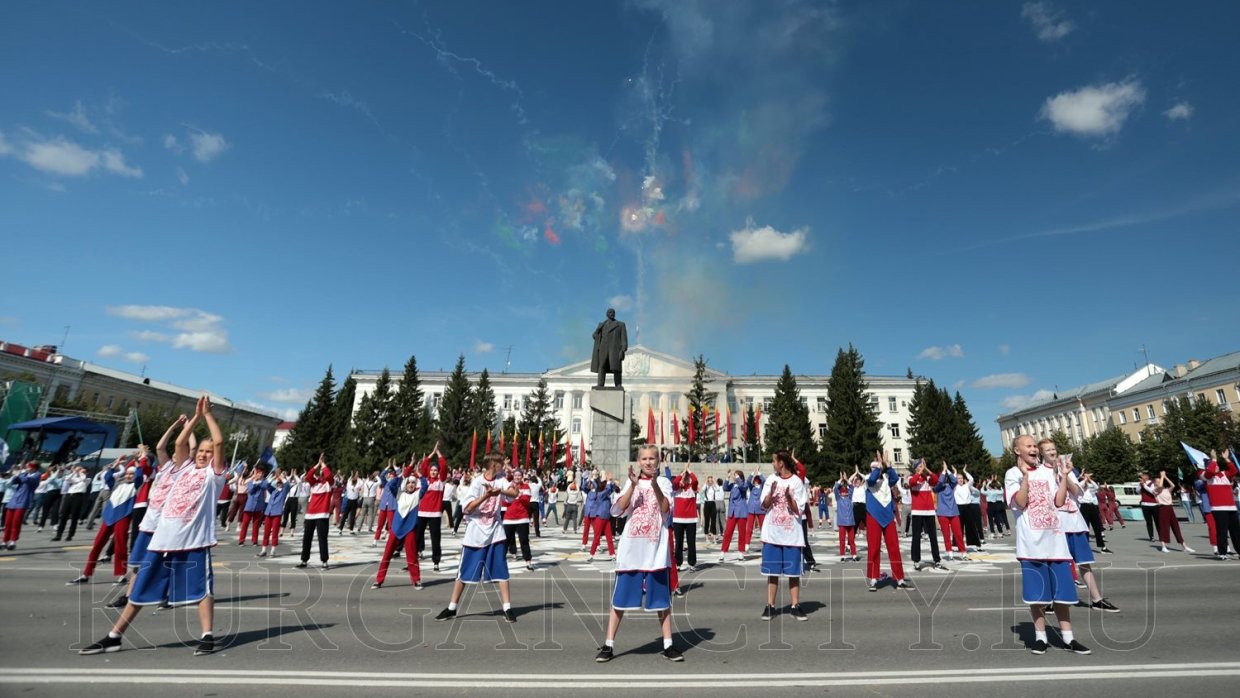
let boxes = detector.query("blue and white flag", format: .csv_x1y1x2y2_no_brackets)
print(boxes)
230,460,247,476
1180,442,1210,469
0,440,10,467
260,447,278,470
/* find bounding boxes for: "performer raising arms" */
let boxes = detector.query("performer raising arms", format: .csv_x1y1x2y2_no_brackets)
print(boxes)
865,451,912,591
81,395,227,656
371,469,423,590
435,453,518,624
595,445,682,663
298,454,333,569
759,451,809,621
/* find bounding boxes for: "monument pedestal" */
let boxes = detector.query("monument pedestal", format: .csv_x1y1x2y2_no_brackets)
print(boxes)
589,387,630,473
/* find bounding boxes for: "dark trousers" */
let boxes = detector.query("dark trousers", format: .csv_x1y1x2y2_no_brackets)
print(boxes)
282,496,300,529
1141,505,1158,540
1212,510,1240,556
1156,504,1185,545
415,516,442,564
673,521,697,567
910,515,940,563
300,518,330,563
800,518,816,566
38,491,62,528
987,505,1010,533
339,500,359,531
1080,503,1106,549
961,503,984,547
504,522,532,562
703,502,719,536
55,493,85,539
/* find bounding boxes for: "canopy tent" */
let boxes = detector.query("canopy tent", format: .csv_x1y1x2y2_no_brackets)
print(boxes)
4,417,118,469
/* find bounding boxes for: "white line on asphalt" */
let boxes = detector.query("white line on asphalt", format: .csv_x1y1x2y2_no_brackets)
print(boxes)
572,612,691,617
3,663,1240,688
967,606,1033,612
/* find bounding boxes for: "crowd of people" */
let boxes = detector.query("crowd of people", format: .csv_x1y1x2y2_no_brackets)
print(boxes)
3,410,1238,660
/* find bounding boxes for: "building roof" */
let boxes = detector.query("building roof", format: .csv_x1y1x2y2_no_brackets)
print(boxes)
1108,350,1240,407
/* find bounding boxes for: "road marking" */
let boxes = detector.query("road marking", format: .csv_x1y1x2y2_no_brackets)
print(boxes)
3,663,1240,688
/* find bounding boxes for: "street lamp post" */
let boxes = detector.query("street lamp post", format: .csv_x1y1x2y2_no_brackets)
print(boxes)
229,430,248,467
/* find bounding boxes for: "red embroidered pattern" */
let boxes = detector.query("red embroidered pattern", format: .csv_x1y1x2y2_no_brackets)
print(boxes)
625,485,662,541
147,461,189,509
1026,479,1059,531
767,484,797,532
163,466,207,521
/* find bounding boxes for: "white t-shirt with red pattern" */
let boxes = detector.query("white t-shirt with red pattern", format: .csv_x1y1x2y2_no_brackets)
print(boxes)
149,462,226,552
138,459,192,534
1005,464,1070,561
461,474,510,548
760,474,807,547
611,476,672,572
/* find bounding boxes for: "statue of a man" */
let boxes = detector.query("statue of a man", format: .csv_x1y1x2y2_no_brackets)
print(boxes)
591,308,628,388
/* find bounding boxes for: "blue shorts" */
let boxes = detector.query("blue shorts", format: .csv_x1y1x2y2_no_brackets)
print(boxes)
129,530,154,570
1020,559,1076,605
612,569,671,612
760,543,804,578
458,542,509,584
131,548,214,606
1065,531,1095,564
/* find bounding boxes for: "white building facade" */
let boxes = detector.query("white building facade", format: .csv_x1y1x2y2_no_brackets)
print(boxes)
351,346,921,463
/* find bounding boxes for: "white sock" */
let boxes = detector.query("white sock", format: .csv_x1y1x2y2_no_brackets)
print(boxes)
502,602,512,611
1035,630,1047,643
201,631,213,639
605,639,615,648
108,631,121,639
1062,630,1074,644
447,602,458,611
663,637,673,649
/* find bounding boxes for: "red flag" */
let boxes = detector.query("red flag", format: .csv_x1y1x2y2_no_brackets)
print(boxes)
715,407,721,445
742,410,748,441
484,430,492,454
688,405,696,446
578,435,586,466
469,429,478,470
659,410,665,445
524,438,532,470
550,435,559,469
565,436,574,469
537,430,545,469
726,409,734,446
511,432,519,468
499,428,506,454
755,406,762,444
672,410,680,445
647,406,655,445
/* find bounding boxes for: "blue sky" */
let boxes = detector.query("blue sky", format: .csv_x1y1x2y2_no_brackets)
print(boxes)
2,1,1238,451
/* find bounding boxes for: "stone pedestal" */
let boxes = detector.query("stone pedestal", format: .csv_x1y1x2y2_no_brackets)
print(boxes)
589,387,630,474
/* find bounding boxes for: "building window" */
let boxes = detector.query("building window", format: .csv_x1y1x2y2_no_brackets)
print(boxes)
572,393,583,409
1137,430,1144,443
892,448,903,464
889,423,901,439
799,396,808,408
503,395,512,410
571,418,581,434
1217,389,1227,405
869,394,879,408
889,396,898,413
431,393,441,410
1146,405,1156,420
763,398,773,411
818,424,828,440
817,397,828,413
1162,400,1170,415
106,396,114,409
1198,393,1207,404
1130,408,1139,423
554,392,564,410
92,392,99,406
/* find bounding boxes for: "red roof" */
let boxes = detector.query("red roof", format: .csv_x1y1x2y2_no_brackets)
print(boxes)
276,421,297,430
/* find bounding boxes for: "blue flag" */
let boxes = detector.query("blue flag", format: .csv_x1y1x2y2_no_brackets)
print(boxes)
1180,442,1209,469
260,447,278,470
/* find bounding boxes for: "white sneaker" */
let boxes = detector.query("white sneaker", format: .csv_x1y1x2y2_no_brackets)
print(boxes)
717,554,726,563
1184,546,1196,554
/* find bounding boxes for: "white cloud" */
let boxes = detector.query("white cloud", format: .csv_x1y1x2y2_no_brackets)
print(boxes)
917,344,964,360
729,218,810,264
239,400,298,421
1041,79,1145,138
189,130,229,162
473,340,495,354
257,387,312,404
0,130,13,156
124,351,150,364
972,373,1031,389
176,167,189,185
17,135,142,178
951,380,965,390
1164,102,1194,121
163,134,184,154
96,345,148,364
106,305,233,353
97,344,123,358
998,344,1011,356
100,149,143,178
1021,2,1075,42
22,137,99,176
608,294,634,312
1000,389,1056,410
45,101,98,134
